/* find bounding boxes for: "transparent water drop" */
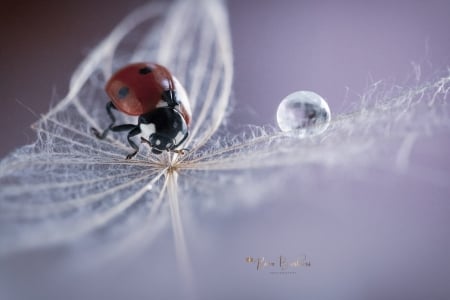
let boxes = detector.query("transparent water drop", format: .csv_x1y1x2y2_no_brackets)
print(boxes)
276,91,331,137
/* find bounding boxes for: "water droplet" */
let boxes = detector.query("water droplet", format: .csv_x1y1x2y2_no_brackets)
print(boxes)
276,91,331,137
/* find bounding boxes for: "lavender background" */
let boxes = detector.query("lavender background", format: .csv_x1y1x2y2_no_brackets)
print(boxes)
1,0,450,299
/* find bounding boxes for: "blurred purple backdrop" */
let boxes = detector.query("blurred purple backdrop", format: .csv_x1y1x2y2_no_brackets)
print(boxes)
1,0,449,299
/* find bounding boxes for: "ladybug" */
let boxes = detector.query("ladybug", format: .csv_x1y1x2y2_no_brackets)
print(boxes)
91,62,192,159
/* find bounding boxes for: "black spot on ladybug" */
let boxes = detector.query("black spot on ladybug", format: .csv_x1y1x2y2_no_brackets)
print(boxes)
118,86,129,99
139,67,152,74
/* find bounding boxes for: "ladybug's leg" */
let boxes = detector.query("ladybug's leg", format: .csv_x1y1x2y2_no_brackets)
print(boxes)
140,137,163,155
110,124,136,132
91,101,117,139
173,131,189,148
125,126,141,160
169,131,190,155
107,124,141,159
162,90,179,107
170,149,189,155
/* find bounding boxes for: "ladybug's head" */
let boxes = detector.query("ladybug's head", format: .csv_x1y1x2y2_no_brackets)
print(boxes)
139,107,189,155
148,133,176,154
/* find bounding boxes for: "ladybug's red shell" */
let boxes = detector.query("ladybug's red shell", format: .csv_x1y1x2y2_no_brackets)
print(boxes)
105,62,174,116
